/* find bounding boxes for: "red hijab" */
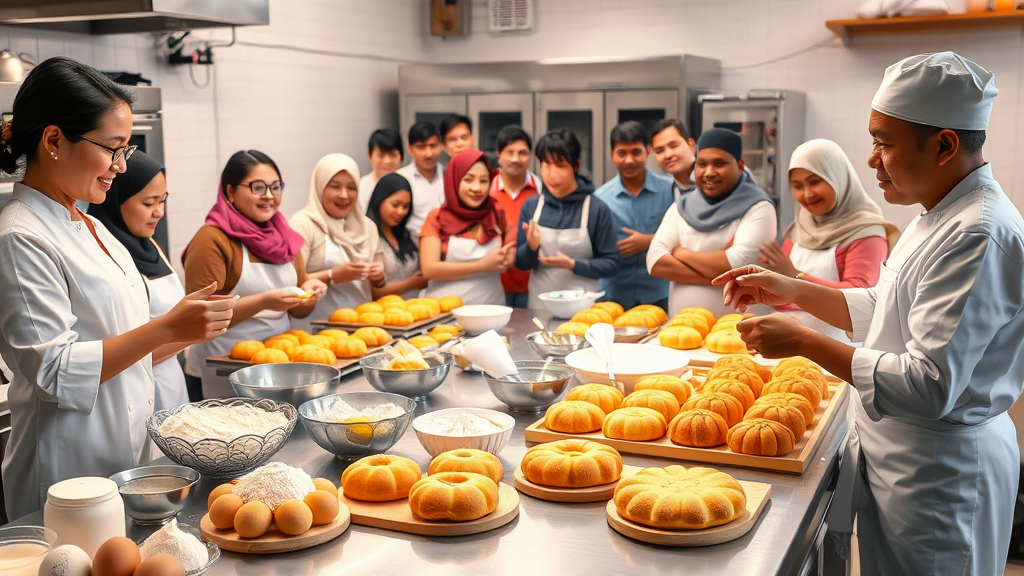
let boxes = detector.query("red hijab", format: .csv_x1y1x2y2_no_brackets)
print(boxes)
437,149,504,248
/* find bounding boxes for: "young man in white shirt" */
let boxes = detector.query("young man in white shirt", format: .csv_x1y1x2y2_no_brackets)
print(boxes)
396,122,444,241
357,128,403,216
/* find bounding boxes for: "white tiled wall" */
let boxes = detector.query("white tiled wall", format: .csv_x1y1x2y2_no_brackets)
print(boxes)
421,0,1024,231
0,0,422,275
2,0,1023,261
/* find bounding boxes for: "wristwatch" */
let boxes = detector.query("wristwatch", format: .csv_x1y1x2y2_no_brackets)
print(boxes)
327,269,334,285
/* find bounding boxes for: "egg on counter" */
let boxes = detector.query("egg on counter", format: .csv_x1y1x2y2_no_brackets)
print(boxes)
209,493,244,530
133,553,185,576
273,499,313,536
92,536,140,576
207,483,236,509
234,501,273,538
37,544,92,576
312,477,338,497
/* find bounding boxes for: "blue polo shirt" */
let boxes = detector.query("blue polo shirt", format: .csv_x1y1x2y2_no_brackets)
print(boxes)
594,171,675,307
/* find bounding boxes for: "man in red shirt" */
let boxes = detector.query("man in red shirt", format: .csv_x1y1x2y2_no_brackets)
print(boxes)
490,125,540,307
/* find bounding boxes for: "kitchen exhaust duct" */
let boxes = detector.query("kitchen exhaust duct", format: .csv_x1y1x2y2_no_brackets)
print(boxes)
0,0,269,34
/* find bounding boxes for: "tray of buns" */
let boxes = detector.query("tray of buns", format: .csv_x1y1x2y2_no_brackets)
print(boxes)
524,364,849,474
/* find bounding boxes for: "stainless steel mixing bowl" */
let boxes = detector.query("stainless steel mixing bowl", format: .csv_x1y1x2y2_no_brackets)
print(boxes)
109,464,201,526
483,360,575,412
299,392,417,460
526,331,590,359
229,362,341,407
359,352,453,401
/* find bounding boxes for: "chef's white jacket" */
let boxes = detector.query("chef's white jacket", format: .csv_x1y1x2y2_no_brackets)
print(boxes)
0,184,153,520
830,164,1023,575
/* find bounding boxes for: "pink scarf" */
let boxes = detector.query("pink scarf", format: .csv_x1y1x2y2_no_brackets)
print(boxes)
184,188,304,265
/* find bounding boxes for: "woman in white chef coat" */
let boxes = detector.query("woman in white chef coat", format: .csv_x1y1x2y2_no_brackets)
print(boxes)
183,150,327,398
0,57,234,520
755,139,898,341
715,52,1022,576
87,150,191,410
646,128,777,317
419,149,513,305
289,153,385,331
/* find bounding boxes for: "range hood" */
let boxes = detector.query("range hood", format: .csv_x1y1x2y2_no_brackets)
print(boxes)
0,0,269,34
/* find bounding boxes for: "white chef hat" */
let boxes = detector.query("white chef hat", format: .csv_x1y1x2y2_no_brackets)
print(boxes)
871,52,997,131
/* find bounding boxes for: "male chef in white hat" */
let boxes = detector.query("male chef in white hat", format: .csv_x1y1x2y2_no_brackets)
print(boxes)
713,52,1024,575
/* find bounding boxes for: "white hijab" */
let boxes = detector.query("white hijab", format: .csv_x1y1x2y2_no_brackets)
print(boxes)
785,139,900,251
299,153,379,262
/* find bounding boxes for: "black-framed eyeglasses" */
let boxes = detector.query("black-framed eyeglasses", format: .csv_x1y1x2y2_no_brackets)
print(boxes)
76,135,137,164
240,180,285,196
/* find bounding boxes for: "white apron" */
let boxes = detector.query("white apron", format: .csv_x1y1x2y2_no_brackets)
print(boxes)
665,223,770,319
424,234,505,305
291,235,371,332
527,195,600,309
144,242,188,412
187,245,296,398
828,185,1020,575
783,243,851,342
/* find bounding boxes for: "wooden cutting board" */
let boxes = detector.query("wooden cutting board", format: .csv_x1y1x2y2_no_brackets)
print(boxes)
199,498,351,554
513,465,642,503
524,378,848,475
606,479,771,546
340,482,519,537
310,313,455,336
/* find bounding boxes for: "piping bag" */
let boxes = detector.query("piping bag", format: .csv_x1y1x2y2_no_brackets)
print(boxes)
461,330,519,378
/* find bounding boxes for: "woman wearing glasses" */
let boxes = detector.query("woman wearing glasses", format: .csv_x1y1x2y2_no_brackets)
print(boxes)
288,153,385,332
0,58,235,519
183,150,327,398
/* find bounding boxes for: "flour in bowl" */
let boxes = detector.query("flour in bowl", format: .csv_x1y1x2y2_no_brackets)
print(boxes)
157,403,288,443
417,411,506,436
306,397,407,423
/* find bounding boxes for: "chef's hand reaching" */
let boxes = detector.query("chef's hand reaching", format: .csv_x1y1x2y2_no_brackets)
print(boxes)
162,282,236,343
736,313,809,358
538,250,576,270
712,265,800,312
367,263,386,284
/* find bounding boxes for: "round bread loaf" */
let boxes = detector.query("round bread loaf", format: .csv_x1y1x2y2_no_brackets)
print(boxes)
520,439,623,488
613,465,746,529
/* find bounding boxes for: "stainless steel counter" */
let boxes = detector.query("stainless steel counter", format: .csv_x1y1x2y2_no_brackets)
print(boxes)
8,310,849,575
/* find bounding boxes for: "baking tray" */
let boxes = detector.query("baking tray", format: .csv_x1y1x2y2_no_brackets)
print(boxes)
524,368,848,475
310,312,454,337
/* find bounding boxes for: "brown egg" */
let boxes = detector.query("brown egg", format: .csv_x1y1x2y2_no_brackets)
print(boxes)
312,478,338,497
209,493,244,530
92,537,140,576
133,554,184,576
304,489,340,526
207,483,236,509
234,500,272,538
274,499,313,536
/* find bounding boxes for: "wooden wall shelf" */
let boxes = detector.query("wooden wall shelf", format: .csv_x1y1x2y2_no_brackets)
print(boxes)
826,11,1024,45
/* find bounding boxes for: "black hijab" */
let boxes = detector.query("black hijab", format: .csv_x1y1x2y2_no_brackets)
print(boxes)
366,173,417,263
88,150,173,278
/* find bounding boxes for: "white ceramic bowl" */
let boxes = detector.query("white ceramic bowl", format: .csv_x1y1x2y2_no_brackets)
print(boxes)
412,407,515,457
451,305,513,335
564,343,691,394
537,290,604,319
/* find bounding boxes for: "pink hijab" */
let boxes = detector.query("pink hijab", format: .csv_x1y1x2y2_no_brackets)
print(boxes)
186,186,304,265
